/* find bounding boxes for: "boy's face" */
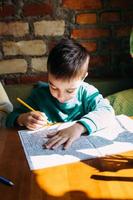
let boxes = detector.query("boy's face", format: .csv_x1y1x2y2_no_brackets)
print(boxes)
48,57,89,103
48,73,87,103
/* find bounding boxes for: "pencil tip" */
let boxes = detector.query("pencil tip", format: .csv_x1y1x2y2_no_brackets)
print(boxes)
9,181,14,186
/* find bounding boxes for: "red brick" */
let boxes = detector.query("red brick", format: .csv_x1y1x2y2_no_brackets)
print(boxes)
71,28,110,39
81,41,97,52
76,13,97,24
116,26,131,37
62,0,102,10
0,5,15,17
110,0,133,9
23,3,53,16
90,55,109,68
101,12,120,23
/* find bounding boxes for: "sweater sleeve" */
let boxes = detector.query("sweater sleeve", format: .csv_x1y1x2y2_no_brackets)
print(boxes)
78,84,115,134
6,88,40,128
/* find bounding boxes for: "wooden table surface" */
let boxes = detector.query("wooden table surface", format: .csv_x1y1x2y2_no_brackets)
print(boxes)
0,127,133,200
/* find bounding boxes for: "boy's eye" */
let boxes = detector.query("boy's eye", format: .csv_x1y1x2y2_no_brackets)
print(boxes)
66,90,75,94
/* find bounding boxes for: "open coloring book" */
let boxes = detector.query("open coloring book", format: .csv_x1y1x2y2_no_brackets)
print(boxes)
18,115,133,170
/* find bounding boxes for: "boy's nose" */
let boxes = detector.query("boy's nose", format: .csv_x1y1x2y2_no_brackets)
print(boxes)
57,93,65,103
57,91,62,98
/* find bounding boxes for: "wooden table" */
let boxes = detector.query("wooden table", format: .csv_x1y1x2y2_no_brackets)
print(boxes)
0,127,133,200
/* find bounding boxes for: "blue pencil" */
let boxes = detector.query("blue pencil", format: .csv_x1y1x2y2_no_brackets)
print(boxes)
0,176,14,186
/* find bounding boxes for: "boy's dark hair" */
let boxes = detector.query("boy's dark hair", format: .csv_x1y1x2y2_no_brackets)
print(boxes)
47,38,90,80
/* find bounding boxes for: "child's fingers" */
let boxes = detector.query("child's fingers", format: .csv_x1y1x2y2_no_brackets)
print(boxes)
45,135,62,149
27,123,43,130
47,131,58,137
30,117,45,125
51,137,67,149
32,111,44,121
45,133,69,149
30,112,47,124
25,112,45,127
64,138,74,149
37,111,48,121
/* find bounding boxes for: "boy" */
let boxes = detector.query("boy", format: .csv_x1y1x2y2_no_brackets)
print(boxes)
0,82,13,127
6,39,115,149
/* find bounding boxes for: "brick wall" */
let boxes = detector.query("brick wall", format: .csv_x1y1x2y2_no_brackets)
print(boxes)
0,0,133,84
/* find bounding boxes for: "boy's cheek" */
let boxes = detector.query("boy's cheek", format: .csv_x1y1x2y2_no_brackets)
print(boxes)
50,92,57,100
67,93,77,100
49,89,56,97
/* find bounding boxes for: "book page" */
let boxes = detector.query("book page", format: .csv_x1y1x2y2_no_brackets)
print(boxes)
18,115,133,170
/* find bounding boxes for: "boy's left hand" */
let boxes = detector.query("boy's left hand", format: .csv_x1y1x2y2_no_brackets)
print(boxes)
45,123,86,149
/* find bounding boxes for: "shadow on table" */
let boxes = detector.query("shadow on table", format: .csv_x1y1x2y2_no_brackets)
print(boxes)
38,190,129,200
82,154,133,172
91,174,133,182
29,183,129,200
82,154,133,182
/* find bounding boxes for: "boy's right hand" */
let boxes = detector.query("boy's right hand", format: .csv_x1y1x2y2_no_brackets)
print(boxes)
17,111,48,130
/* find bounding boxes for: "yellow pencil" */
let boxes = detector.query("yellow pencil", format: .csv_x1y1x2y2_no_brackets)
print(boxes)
16,97,52,126
17,98,36,112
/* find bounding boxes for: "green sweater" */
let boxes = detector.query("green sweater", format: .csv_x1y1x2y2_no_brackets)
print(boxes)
6,81,115,134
